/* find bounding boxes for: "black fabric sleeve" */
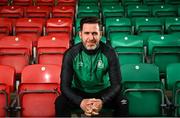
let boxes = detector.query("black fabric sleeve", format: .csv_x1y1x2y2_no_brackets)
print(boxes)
60,48,83,106
101,46,121,103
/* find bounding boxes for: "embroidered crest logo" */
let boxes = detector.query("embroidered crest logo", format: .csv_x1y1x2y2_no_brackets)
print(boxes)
97,60,104,69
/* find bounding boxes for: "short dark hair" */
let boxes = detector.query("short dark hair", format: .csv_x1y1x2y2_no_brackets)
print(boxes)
80,17,101,31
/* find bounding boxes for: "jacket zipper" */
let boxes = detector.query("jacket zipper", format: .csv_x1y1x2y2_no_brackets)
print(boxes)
90,55,92,80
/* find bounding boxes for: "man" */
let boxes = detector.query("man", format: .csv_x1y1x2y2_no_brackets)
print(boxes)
55,17,128,117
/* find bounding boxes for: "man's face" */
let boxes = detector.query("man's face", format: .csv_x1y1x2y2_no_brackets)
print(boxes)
79,23,102,50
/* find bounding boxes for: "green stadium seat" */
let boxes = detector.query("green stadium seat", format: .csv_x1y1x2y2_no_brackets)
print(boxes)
166,63,180,116
78,0,99,6
127,5,151,18
102,5,124,20
165,0,180,5
121,63,166,116
100,0,121,6
151,5,177,17
109,34,145,65
148,34,180,74
122,0,142,6
134,17,163,45
77,5,100,18
165,17,180,38
143,0,164,5
105,17,133,40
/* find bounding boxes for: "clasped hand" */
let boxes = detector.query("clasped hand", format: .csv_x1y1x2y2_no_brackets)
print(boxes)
80,98,103,116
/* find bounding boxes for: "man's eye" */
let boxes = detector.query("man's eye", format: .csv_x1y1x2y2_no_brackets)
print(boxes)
92,32,98,35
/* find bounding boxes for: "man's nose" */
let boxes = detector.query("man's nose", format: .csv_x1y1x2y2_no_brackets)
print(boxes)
88,33,94,40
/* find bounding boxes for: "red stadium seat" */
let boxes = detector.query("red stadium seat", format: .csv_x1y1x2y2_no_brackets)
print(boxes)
52,6,75,20
0,65,15,117
17,64,61,117
37,34,69,66
12,0,33,6
0,6,24,18
36,0,55,6
0,36,32,75
0,0,9,6
15,18,45,46
57,0,76,7
0,18,12,36
25,6,52,19
46,18,73,37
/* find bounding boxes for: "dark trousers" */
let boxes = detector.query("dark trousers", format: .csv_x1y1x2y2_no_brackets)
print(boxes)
55,89,128,117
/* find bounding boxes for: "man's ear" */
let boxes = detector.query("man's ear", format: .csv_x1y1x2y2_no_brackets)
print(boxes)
79,31,82,39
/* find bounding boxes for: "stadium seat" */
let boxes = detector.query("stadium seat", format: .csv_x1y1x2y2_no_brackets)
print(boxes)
165,17,180,38
105,17,133,40
25,6,52,19
148,34,180,74
100,0,121,6
37,34,70,66
46,18,73,37
127,5,151,18
57,0,76,7
77,5,100,18
35,0,55,6
12,0,34,6
52,5,75,20
0,36,32,75
0,18,12,36
0,65,15,117
0,0,9,6
109,34,145,65
165,0,180,5
78,0,99,6
166,63,180,116
151,5,177,17
15,18,45,46
121,64,166,116
121,0,142,6
102,5,125,22
134,17,163,45
143,0,164,5
0,6,24,18
16,64,61,117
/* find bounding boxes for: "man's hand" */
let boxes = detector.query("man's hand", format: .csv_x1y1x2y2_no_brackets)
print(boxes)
80,98,103,116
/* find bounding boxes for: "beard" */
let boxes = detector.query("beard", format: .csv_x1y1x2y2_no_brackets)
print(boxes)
84,42,99,50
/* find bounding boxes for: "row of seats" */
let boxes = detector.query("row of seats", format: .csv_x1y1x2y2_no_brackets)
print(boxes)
0,0,76,6
1,16,180,39
0,33,179,80
78,0,180,6
0,64,61,117
77,4,180,18
0,5,75,19
0,34,69,75
1,63,180,117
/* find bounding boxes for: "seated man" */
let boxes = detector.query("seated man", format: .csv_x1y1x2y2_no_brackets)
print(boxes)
55,16,128,117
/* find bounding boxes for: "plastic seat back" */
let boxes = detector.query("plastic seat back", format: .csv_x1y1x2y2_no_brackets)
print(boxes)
18,64,61,117
37,34,70,66
46,18,73,35
0,65,15,117
148,34,180,74
0,18,12,36
0,6,24,18
0,36,32,74
166,63,180,116
35,0,55,6
110,34,145,65
25,6,52,19
121,64,165,116
12,0,33,6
